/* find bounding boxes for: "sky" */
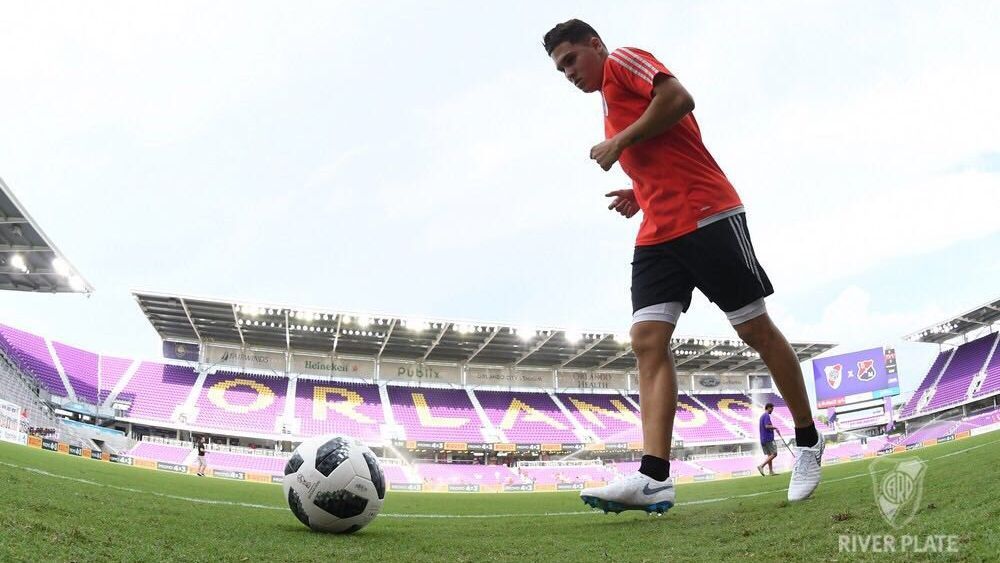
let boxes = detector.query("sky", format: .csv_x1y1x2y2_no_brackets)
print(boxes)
0,1,997,404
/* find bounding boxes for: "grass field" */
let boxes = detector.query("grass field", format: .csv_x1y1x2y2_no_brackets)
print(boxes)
2,434,999,562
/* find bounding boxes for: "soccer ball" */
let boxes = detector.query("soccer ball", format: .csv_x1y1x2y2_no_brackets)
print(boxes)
282,434,385,533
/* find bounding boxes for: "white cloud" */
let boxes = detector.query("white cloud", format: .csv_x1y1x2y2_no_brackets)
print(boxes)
0,1,996,362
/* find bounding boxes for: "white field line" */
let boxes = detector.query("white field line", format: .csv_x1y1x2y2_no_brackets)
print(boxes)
2,437,997,519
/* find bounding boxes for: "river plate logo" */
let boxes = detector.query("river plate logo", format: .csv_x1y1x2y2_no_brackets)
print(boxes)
869,457,926,529
824,363,843,390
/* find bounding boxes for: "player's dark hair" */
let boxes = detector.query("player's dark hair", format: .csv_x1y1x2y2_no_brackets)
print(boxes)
765,403,774,410
543,19,601,55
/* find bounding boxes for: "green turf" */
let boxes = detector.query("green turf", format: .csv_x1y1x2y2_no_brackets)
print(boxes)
2,434,998,562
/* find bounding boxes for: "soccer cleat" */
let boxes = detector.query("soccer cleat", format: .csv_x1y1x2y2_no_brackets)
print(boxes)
787,432,825,501
757,465,765,477
580,472,675,514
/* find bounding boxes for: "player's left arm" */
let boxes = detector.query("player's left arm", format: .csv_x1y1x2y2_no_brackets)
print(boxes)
590,76,695,171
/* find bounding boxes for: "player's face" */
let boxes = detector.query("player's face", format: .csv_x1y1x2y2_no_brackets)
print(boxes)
551,39,604,93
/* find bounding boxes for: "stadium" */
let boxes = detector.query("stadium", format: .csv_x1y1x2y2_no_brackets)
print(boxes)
3,5,1000,562
3,175,1000,560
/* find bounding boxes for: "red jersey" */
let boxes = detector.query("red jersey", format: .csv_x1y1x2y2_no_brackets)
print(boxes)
602,47,743,246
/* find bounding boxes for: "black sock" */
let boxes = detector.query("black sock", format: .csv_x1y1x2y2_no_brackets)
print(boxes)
639,455,669,481
795,423,819,448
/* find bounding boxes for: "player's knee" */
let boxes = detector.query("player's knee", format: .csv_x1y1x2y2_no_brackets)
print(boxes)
630,323,671,364
736,316,774,351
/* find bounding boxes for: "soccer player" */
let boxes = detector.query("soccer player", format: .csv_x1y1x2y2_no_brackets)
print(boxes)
757,403,778,476
542,19,824,512
195,437,207,477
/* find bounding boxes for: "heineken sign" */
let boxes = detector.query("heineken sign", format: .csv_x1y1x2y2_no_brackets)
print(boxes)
290,353,374,378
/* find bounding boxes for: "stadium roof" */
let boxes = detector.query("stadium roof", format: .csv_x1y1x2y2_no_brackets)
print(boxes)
0,177,93,293
905,296,1000,344
133,290,837,374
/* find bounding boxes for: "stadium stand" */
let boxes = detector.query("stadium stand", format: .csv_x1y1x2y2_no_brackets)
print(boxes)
556,392,640,442
294,379,384,441
4,320,999,488
900,333,999,417
52,342,99,405
387,385,484,442
899,350,952,418
128,441,191,464
193,371,288,435
921,333,997,412
475,390,579,443
0,324,68,398
115,362,198,422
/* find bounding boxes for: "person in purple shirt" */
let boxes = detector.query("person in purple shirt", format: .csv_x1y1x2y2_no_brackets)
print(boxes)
757,403,778,476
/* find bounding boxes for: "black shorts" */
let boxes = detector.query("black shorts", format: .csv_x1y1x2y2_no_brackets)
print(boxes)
631,212,774,314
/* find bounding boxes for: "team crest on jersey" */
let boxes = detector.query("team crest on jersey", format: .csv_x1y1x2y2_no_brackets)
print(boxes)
824,364,842,390
855,359,877,382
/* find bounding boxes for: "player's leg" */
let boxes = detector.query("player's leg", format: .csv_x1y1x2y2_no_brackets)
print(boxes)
677,212,824,501
734,313,814,432
580,313,679,514
767,453,776,474
579,243,691,514
632,319,678,471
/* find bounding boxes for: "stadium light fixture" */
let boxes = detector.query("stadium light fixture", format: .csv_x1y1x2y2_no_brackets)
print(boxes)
51,257,70,276
359,316,372,327
10,254,27,273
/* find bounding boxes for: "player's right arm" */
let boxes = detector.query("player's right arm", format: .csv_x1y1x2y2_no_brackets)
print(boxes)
605,189,639,218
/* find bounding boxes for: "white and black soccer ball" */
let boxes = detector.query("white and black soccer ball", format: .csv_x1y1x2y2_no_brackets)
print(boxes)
282,434,385,533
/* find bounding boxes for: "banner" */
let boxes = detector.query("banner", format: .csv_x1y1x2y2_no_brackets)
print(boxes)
42,438,59,451
448,484,480,493
558,371,628,390
515,444,541,453
157,461,189,474
110,454,134,465
213,469,246,481
205,345,285,372
812,347,900,408
503,483,534,492
603,442,631,452
91,450,104,460
390,483,423,492
163,341,200,362
414,441,444,451
271,475,285,484
379,361,462,384
290,353,375,379
561,443,586,452
0,398,27,445
466,443,493,452
68,445,83,456
556,482,585,491
466,366,552,388
693,474,716,482
936,434,955,444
